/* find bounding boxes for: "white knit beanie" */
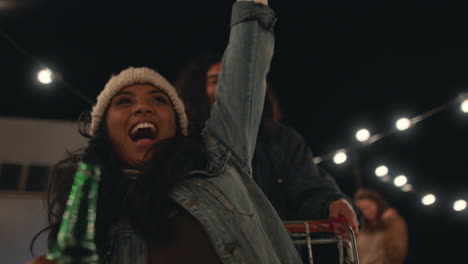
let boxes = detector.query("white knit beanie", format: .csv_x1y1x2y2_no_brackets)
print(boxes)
89,67,188,136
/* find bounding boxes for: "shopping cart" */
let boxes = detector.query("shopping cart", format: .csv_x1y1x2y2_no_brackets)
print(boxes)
284,217,359,264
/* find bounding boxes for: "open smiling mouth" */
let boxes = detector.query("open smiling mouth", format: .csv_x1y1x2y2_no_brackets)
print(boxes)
129,122,158,143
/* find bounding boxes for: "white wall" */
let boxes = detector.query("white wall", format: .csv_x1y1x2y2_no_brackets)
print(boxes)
0,194,48,264
0,117,86,164
0,117,86,264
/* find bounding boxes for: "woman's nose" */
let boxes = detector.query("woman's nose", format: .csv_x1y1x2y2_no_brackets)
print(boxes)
134,102,153,114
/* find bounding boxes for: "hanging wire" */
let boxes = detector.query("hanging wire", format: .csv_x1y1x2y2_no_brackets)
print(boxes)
313,90,468,164
0,28,94,105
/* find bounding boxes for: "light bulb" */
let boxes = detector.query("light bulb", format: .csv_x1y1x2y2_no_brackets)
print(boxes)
393,175,408,187
396,118,411,131
461,99,468,113
356,129,370,142
333,151,347,164
453,200,467,211
375,165,388,177
38,68,53,84
422,194,436,206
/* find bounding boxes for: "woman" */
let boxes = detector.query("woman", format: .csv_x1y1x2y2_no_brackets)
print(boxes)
29,0,303,263
354,188,408,264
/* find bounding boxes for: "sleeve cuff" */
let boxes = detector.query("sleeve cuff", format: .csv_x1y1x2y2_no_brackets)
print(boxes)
293,192,348,220
231,1,277,30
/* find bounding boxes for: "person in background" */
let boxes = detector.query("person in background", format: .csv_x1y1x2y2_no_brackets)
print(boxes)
27,0,305,263
354,188,408,264
174,53,361,233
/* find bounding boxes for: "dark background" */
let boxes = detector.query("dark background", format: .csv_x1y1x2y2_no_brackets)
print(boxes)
1,0,467,262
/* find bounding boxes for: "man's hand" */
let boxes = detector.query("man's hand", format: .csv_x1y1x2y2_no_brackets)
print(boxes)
329,198,359,237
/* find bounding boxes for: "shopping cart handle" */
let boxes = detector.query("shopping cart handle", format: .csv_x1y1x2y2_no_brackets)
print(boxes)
283,219,334,233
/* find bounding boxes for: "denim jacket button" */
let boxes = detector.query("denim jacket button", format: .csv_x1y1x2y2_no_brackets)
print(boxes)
224,243,237,253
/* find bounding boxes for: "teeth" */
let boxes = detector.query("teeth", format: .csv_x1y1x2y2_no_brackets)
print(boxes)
130,122,156,137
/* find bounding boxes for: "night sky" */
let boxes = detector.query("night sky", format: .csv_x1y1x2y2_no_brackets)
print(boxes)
1,0,467,262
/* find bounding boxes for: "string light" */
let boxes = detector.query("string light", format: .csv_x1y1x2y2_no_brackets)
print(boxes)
2,26,466,216
304,92,468,214
461,99,468,113
422,194,436,206
393,175,408,187
0,29,93,104
375,165,388,177
333,151,347,164
453,200,467,211
396,118,411,131
37,68,53,84
356,129,370,142
372,163,467,213
311,91,468,165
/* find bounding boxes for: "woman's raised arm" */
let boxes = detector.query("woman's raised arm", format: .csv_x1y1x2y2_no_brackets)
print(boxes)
204,0,276,169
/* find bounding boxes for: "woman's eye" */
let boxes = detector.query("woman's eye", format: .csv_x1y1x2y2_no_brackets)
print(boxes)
154,96,167,104
115,97,131,105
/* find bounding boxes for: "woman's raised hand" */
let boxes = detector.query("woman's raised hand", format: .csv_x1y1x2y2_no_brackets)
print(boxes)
238,0,268,6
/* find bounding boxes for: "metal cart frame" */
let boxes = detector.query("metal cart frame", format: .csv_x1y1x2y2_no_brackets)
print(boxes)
284,218,359,264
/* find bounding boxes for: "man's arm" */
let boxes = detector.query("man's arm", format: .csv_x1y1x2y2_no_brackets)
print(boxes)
275,125,359,234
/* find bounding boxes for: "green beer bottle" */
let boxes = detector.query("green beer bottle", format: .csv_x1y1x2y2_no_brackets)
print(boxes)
46,162,101,264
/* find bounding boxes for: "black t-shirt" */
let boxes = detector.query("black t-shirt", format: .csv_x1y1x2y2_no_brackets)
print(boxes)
148,204,223,264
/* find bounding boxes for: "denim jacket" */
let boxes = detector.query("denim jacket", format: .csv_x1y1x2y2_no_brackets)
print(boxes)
108,2,303,263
